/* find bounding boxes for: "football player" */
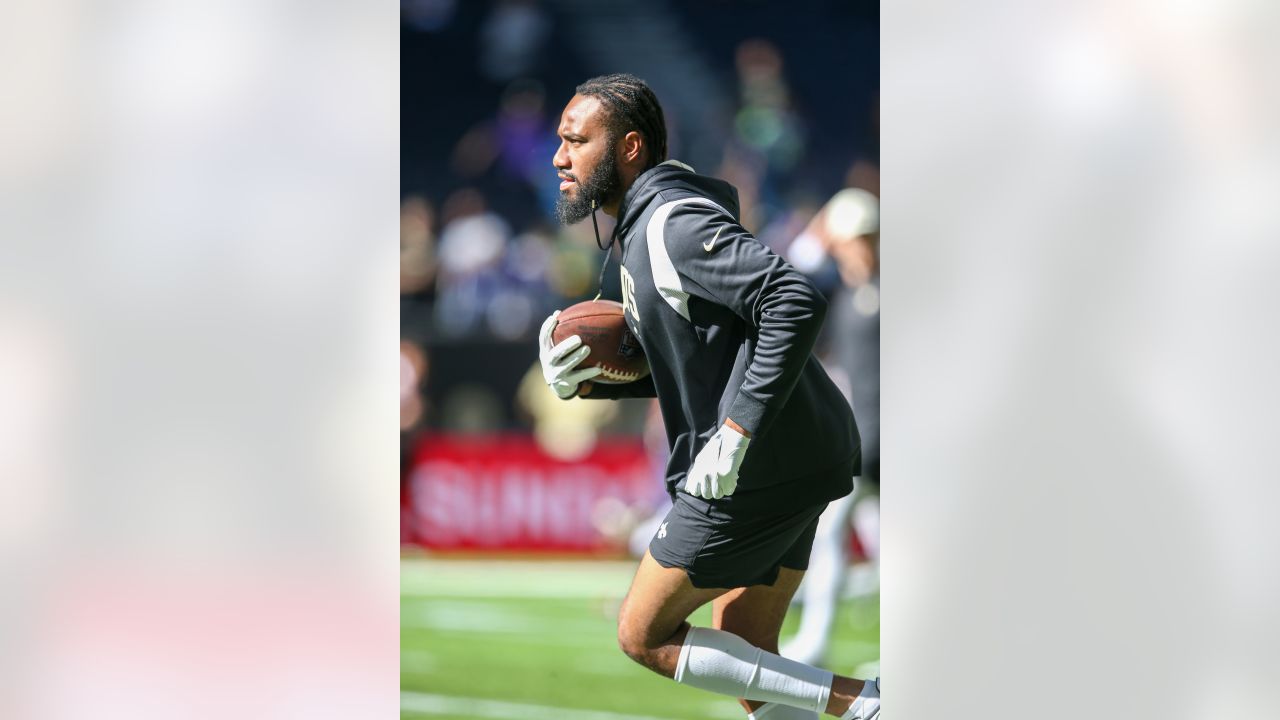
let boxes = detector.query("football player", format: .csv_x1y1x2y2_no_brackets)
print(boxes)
538,74,879,720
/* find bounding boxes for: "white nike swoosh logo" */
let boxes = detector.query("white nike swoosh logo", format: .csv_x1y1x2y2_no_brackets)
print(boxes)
703,226,724,252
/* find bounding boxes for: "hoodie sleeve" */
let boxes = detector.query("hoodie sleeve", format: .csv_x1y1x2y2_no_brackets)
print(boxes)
660,200,828,438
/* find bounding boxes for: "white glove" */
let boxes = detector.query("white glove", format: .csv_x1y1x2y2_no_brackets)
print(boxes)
538,311,602,399
685,423,751,500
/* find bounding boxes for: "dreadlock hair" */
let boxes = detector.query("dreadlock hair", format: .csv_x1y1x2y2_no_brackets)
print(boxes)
575,74,668,172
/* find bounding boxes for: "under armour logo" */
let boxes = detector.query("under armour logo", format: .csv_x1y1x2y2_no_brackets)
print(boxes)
657,522,668,539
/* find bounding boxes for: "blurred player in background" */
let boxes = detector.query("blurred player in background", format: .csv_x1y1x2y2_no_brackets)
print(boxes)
537,74,879,720
781,187,880,668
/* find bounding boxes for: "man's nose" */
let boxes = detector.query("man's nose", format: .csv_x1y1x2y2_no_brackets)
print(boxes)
552,142,569,169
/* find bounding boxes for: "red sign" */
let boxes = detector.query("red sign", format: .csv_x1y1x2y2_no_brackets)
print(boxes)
403,434,657,553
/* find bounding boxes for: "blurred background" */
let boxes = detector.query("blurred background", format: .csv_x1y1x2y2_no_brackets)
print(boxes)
400,1,880,717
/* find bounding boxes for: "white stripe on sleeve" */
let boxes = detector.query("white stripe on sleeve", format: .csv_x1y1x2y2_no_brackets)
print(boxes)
645,196,730,322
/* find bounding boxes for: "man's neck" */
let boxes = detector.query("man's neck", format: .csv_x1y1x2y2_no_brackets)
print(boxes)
602,168,643,218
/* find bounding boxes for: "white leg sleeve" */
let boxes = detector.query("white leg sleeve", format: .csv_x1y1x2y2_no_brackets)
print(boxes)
748,701,821,720
674,626,833,713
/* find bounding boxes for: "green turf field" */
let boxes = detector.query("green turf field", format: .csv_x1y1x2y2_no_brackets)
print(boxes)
402,556,880,720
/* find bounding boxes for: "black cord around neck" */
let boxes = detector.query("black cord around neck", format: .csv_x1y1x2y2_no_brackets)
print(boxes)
589,199,615,301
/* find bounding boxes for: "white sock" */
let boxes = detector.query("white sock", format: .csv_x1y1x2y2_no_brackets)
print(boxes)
839,677,880,720
748,701,820,720
674,626,833,713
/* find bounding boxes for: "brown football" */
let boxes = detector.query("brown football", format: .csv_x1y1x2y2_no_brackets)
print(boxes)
552,299,649,384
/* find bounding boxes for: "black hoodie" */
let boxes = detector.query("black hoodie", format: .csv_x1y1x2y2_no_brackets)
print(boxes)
587,160,859,513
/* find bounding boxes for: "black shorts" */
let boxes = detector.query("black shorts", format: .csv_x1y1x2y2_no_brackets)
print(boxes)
648,493,828,589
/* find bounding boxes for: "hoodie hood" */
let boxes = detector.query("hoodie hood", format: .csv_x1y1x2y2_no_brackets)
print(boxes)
614,159,742,239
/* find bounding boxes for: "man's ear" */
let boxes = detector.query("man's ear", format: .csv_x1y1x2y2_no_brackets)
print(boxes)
621,130,644,165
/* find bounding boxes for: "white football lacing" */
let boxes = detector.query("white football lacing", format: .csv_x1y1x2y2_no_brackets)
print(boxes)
597,366,644,383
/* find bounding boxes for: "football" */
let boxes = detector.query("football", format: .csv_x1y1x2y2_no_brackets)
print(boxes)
552,299,649,384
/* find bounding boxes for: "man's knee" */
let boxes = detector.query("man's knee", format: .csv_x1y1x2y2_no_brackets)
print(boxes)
616,602,687,669
615,598,650,664
617,632,649,665
616,619,645,664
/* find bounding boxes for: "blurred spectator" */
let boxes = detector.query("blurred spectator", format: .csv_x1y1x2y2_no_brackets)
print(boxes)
400,338,429,483
400,196,437,296
429,186,578,342
479,0,550,83
451,80,550,179
493,79,551,182
823,187,881,558
433,188,511,337
489,225,553,340
781,185,880,667
733,39,805,172
451,79,560,227
720,38,808,230
400,340,429,431
808,187,880,459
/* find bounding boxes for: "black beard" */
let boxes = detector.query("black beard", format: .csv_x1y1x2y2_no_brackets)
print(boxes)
555,148,622,225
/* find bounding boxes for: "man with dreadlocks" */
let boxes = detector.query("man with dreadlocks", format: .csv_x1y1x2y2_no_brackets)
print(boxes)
537,74,880,720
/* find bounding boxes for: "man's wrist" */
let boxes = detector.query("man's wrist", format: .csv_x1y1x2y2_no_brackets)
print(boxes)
724,417,751,438
578,381,594,397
